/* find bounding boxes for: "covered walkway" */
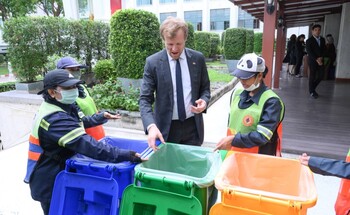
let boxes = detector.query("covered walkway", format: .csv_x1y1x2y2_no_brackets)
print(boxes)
275,67,350,160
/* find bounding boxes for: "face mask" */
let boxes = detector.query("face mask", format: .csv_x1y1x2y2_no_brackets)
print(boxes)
70,71,81,79
56,88,78,104
244,77,260,92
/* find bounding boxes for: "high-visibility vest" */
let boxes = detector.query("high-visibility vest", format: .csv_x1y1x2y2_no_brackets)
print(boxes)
24,102,66,183
335,148,350,215
226,88,284,156
76,85,105,140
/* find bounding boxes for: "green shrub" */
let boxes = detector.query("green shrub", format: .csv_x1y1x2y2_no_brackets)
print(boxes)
209,33,220,58
109,9,162,79
194,32,211,58
94,59,115,82
224,28,246,60
254,33,263,54
90,80,139,111
245,30,254,53
0,82,15,92
186,22,195,49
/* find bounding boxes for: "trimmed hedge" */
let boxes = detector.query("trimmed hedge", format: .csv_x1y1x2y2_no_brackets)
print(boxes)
224,28,246,60
3,17,110,82
194,32,211,58
0,82,15,92
109,9,162,79
94,59,115,82
254,32,263,54
186,22,195,49
209,33,220,58
245,30,254,53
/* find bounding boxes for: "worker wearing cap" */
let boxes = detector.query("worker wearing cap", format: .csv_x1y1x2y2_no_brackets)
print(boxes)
214,53,285,156
56,56,105,140
24,69,142,215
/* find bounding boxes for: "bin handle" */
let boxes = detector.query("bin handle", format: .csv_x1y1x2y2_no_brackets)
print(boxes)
223,189,302,209
135,172,195,196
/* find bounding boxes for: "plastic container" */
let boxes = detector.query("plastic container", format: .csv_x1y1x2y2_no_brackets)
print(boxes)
210,152,317,215
49,136,158,215
120,143,222,215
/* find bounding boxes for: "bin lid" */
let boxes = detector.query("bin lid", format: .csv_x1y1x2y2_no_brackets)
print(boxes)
135,143,222,188
120,184,202,215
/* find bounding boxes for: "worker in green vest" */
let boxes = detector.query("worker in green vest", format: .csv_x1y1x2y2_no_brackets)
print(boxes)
214,53,285,156
57,56,106,140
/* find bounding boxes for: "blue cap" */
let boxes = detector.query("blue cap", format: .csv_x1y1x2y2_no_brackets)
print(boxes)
56,57,86,69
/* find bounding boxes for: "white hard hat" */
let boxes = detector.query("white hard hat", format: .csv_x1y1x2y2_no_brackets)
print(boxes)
233,53,266,79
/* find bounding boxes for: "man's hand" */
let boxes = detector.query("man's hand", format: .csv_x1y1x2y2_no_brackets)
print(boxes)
191,99,207,114
129,151,147,163
299,153,310,166
213,135,234,151
103,111,122,119
148,125,165,151
316,57,323,66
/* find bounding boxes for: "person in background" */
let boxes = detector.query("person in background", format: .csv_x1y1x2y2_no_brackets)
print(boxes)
324,34,337,80
24,69,143,215
283,34,297,76
139,16,211,151
299,151,350,215
294,34,306,78
57,56,105,140
214,53,285,156
306,24,326,99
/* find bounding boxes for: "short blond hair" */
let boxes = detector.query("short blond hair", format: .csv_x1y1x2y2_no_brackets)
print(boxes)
160,16,188,41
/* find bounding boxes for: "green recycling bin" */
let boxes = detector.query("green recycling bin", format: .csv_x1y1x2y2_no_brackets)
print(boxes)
120,143,222,215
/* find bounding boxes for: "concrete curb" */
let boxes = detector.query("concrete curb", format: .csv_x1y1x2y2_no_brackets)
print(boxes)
208,78,239,108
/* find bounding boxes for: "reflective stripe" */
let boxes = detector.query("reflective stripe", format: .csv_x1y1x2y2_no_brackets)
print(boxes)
40,119,50,131
257,124,273,140
58,127,85,147
29,135,39,146
28,151,41,161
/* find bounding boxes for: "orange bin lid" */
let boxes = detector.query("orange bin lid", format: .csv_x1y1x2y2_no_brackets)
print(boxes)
215,152,317,204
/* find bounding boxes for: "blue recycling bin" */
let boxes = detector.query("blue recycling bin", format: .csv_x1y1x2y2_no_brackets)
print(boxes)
49,136,157,215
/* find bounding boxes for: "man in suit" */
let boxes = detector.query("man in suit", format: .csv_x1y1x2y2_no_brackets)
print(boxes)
306,24,326,99
139,16,211,150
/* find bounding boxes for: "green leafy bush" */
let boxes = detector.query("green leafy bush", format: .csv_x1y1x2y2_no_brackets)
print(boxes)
94,59,115,82
109,9,162,79
90,80,139,111
245,30,254,53
254,33,263,54
209,33,220,58
0,82,15,92
186,22,195,49
194,32,211,58
224,28,246,60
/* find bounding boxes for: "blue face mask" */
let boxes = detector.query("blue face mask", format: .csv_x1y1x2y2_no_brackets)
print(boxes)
56,88,78,104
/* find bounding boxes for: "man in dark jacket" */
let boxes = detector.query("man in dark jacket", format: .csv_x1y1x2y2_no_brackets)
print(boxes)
25,69,142,215
306,24,326,99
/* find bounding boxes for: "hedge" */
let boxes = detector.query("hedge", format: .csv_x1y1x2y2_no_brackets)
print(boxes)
224,28,246,60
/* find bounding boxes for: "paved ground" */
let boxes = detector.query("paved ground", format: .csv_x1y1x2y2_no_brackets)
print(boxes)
0,76,342,214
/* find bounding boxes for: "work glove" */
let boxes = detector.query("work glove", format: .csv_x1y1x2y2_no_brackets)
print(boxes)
129,151,142,163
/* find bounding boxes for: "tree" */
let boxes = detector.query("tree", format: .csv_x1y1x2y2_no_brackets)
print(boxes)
36,0,64,17
0,0,37,22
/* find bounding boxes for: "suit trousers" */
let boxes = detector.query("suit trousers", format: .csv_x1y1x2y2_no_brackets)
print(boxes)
308,62,324,94
167,117,201,146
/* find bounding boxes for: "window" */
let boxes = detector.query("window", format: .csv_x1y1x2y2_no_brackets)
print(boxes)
184,10,202,31
237,8,259,29
78,0,90,19
136,0,152,6
210,8,230,30
160,12,177,23
159,0,176,3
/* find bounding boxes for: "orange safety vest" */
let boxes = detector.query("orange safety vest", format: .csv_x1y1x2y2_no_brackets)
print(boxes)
335,149,350,215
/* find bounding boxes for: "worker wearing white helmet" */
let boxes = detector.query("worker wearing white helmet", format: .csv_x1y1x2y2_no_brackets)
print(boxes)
215,53,285,156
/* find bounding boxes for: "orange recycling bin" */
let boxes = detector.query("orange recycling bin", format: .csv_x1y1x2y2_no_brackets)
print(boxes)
210,152,317,215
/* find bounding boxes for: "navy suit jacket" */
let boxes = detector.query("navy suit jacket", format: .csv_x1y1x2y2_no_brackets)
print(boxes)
139,48,211,144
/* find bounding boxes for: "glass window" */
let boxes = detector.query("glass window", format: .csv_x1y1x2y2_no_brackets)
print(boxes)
159,0,176,3
237,8,259,29
160,12,177,23
136,0,152,6
184,10,202,31
78,0,89,19
210,8,230,30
